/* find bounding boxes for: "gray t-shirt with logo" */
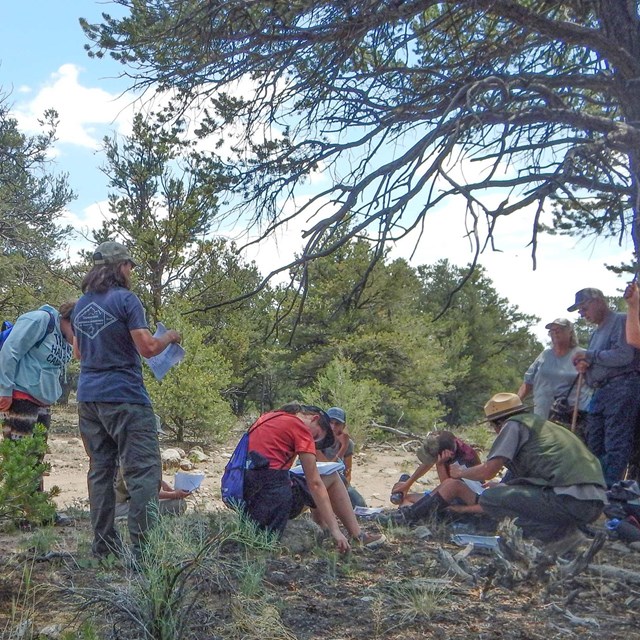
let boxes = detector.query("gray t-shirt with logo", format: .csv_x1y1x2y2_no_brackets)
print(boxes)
524,346,592,418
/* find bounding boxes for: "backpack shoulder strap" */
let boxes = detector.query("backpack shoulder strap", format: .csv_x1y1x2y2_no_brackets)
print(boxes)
34,310,56,349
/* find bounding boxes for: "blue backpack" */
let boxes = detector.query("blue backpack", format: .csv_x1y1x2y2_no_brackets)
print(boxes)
0,311,55,352
0,321,14,350
221,430,251,509
221,418,269,509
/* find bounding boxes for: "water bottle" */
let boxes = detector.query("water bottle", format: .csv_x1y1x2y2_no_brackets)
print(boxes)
390,473,411,505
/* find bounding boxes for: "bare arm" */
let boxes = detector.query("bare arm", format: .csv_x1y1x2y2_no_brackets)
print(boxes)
625,283,640,348
517,382,532,401
448,457,506,482
130,328,181,358
299,452,350,552
392,461,432,496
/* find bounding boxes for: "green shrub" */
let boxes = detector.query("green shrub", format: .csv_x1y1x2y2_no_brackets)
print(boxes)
0,424,57,527
303,355,383,445
144,316,235,442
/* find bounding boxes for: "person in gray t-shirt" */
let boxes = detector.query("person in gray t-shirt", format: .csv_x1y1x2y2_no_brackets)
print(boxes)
518,317,592,423
569,287,640,487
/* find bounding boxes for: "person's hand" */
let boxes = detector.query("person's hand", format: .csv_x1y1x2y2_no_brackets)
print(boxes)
332,530,350,553
624,282,639,307
436,450,454,464
482,481,500,489
573,354,590,373
391,480,410,495
166,330,182,345
172,489,191,499
448,465,464,479
0,396,12,412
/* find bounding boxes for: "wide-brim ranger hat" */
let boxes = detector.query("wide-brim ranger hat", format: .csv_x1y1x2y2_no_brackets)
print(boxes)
483,393,527,422
92,241,137,267
567,288,604,312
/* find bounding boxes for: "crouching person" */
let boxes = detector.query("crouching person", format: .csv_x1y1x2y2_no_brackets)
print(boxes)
452,393,606,544
377,393,606,548
243,403,385,552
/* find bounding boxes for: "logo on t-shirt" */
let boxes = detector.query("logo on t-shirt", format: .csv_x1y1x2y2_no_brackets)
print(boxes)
74,302,117,339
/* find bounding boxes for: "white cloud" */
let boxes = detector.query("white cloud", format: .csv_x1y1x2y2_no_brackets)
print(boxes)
13,64,137,149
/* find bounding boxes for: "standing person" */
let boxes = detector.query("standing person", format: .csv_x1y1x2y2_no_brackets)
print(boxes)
517,318,592,432
568,288,640,487
72,241,182,559
622,281,640,480
242,403,385,551
0,301,76,524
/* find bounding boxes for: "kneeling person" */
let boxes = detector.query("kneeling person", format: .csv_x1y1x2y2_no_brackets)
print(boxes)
378,393,606,544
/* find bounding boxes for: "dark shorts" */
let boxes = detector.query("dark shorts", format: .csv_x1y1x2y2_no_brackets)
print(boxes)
244,468,316,537
2,398,50,440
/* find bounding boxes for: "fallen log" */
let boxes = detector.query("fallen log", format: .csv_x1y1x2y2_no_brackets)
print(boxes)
587,563,640,585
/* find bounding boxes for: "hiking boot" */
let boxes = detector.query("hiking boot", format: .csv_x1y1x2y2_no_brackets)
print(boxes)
543,528,587,557
355,532,387,549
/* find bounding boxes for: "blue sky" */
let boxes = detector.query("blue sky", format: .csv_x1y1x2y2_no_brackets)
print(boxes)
1,1,635,342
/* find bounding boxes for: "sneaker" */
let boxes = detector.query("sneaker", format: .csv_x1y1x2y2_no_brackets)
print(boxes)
356,532,387,549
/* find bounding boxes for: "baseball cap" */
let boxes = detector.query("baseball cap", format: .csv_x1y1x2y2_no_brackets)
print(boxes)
93,241,137,267
416,430,456,466
567,288,604,312
326,407,346,424
544,318,572,330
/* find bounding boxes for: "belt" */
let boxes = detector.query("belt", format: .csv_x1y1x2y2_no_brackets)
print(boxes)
593,370,640,389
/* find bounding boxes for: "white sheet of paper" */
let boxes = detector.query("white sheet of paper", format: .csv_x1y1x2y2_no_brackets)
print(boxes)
353,506,385,516
460,478,485,495
174,471,204,492
289,460,345,476
144,322,185,380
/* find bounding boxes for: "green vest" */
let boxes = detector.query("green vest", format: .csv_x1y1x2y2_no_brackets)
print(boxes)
506,413,605,488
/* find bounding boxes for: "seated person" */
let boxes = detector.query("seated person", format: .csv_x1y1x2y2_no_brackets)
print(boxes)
378,393,606,545
115,467,190,518
391,430,480,505
316,406,367,507
242,403,385,552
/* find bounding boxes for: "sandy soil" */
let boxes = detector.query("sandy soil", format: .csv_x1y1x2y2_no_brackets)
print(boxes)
44,424,436,512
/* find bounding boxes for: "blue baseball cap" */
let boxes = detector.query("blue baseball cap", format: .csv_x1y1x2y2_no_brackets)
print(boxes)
326,407,346,424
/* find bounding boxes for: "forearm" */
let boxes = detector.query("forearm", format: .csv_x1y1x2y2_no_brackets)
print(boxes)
405,463,431,490
627,304,640,348
517,382,532,401
308,480,342,536
456,459,502,482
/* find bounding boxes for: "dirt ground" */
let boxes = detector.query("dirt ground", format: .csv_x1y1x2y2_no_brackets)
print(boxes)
44,429,421,514
1,408,639,639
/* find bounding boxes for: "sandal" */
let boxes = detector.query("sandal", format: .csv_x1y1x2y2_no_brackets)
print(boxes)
356,531,386,549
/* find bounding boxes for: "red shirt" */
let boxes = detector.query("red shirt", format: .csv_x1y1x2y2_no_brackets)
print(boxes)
248,411,317,470
454,437,481,467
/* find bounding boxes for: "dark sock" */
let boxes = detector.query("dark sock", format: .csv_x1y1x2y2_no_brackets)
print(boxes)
404,493,448,523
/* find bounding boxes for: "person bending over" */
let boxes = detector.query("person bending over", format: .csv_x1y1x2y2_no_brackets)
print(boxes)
242,403,385,552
